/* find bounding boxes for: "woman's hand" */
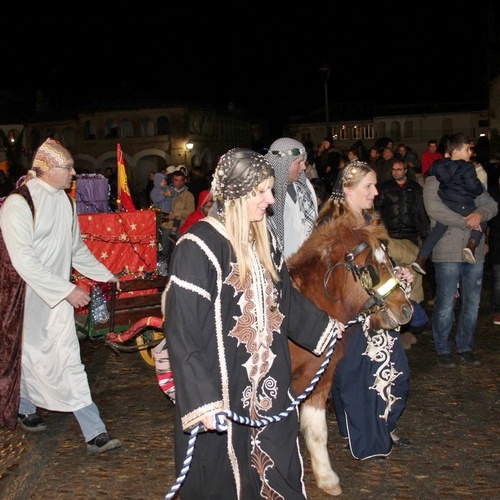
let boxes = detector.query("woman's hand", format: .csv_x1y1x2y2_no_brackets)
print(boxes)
199,412,227,431
395,266,414,285
334,319,345,339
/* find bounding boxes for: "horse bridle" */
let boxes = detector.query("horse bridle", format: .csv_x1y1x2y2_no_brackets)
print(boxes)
323,240,402,315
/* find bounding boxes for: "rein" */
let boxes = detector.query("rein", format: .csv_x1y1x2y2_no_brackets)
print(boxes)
163,314,366,499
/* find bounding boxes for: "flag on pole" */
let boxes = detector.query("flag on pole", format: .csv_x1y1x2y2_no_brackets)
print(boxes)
116,143,136,212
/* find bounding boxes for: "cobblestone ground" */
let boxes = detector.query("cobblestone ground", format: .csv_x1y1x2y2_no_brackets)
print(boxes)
1,271,499,499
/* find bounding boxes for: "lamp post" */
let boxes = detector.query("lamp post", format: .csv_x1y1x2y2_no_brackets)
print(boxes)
319,61,331,136
184,141,193,164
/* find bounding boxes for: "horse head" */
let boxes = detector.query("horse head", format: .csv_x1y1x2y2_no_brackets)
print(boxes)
287,214,413,331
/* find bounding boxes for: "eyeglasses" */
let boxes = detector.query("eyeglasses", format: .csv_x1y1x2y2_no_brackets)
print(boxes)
55,165,74,171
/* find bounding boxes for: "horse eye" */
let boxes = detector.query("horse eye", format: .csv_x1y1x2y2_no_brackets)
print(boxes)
367,265,380,286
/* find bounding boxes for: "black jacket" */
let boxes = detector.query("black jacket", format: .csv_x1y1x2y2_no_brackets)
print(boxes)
375,179,429,246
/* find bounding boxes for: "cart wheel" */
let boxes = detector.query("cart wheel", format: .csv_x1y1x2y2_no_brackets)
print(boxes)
134,328,164,368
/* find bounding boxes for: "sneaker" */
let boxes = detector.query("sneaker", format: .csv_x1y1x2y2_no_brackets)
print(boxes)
493,313,500,326
411,261,426,275
17,413,47,432
437,354,456,368
463,247,476,264
456,351,481,366
86,432,122,454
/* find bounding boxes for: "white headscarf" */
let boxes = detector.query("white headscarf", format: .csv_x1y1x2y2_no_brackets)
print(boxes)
265,138,316,253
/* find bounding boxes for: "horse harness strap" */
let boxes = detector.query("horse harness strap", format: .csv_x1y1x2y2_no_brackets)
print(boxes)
324,239,401,315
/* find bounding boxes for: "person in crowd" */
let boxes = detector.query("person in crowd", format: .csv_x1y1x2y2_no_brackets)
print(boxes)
144,171,156,207
375,158,428,319
437,135,451,158
376,147,417,185
374,137,395,151
421,139,443,177
149,172,176,261
470,146,488,188
315,160,414,459
374,159,429,347
347,147,360,163
375,159,428,247
265,137,318,259
423,133,498,367
104,166,118,210
163,170,195,233
179,188,213,235
413,134,487,275
395,143,421,176
375,147,398,185
0,138,121,453
367,146,383,170
310,177,329,209
162,148,344,498
186,166,210,207
310,136,341,193
305,157,319,181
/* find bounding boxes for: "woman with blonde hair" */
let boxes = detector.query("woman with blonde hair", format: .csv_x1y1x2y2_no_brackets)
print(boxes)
162,148,344,498
317,161,414,460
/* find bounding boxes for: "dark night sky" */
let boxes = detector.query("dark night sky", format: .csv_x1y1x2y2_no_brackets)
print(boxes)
2,1,499,122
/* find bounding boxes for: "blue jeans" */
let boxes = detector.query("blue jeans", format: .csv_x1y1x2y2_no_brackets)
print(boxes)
432,262,483,355
19,397,106,442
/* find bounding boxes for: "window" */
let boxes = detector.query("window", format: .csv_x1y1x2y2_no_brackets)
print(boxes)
352,125,362,140
339,125,350,141
105,120,118,139
363,124,374,140
403,120,414,138
84,120,97,140
157,116,170,136
390,121,401,142
442,118,452,137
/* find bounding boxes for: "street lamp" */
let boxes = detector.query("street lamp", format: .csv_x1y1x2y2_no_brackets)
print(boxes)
184,141,193,164
319,61,331,136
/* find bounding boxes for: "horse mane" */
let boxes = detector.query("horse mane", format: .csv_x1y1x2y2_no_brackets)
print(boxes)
287,213,390,324
288,213,389,271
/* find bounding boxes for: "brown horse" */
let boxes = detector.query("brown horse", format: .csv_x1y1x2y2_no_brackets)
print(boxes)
287,214,413,496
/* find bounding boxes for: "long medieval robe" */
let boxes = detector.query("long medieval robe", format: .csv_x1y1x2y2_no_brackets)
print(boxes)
331,323,410,460
0,185,33,428
164,217,336,499
0,178,114,421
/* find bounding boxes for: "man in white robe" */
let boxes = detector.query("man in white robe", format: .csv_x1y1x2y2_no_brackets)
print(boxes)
0,138,121,454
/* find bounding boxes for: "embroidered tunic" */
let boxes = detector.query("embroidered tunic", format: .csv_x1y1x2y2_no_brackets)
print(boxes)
165,217,336,499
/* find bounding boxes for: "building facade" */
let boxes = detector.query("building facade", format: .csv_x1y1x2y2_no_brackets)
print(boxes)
0,102,255,204
288,101,491,158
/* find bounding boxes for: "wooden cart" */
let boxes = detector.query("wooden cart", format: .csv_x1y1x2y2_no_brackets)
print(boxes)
75,275,169,368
